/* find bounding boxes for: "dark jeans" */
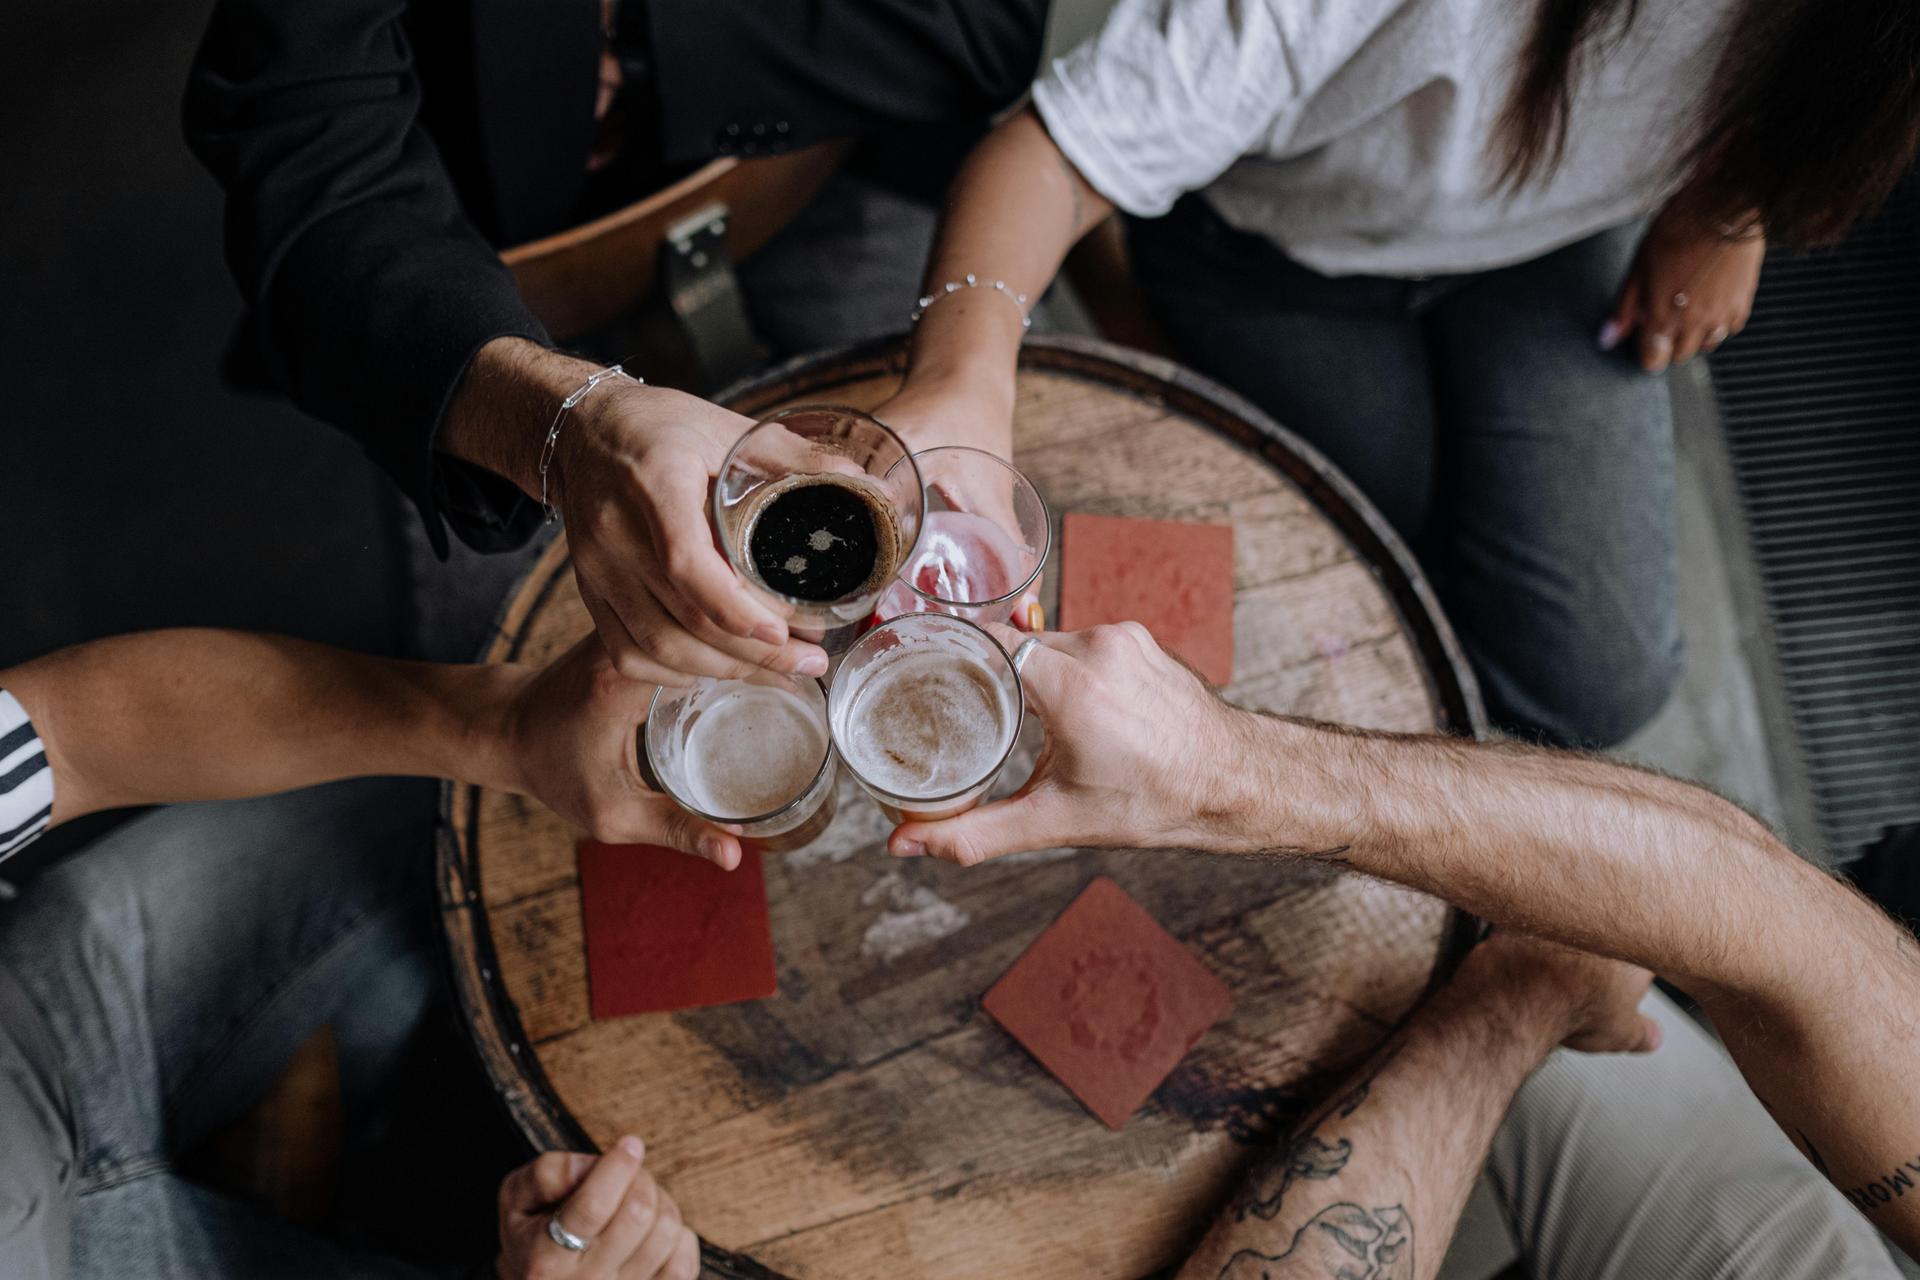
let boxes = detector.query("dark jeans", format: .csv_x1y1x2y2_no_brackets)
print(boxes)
1129,198,1684,748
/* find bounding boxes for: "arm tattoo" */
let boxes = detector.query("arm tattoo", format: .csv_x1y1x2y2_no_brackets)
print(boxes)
1218,1203,1415,1279
1841,1151,1920,1213
1232,1045,1403,1222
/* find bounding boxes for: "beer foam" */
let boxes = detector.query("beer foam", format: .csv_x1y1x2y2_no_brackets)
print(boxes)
837,648,1016,799
681,684,829,819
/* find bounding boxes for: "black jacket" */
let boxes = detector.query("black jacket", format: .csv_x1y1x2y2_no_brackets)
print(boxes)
183,0,1046,555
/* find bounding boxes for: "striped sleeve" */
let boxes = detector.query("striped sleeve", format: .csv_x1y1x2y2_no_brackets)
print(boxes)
0,691,53,861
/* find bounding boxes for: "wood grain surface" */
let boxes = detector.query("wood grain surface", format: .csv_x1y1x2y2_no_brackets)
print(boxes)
439,337,1482,1280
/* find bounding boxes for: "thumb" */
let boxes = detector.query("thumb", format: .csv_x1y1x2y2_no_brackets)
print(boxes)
1600,274,1641,351
614,792,744,870
1634,1013,1663,1054
891,791,1065,867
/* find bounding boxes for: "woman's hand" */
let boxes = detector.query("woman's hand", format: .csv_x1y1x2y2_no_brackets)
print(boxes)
495,1137,700,1280
1601,204,1765,373
554,383,829,685
872,379,1016,462
503,636,743,868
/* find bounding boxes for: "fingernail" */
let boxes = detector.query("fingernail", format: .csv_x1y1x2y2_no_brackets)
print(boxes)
1597,319,1623,351
893,838,926,858
753,622,787,647
698,834,726,865
795,652,829,677
618,1135,644,1160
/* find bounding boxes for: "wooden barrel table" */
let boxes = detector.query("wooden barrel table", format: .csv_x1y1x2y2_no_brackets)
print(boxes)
439,335,1485,1280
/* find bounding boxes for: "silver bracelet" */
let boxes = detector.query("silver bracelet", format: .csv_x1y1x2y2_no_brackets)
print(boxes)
911,274,1031,330
538,364,639,523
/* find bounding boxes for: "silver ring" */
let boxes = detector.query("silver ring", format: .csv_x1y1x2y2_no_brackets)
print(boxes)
547,1215,591,1253
1011,637,1042,674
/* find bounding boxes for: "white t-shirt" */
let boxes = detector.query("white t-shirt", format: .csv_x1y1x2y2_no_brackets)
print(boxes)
1032,0,1732,277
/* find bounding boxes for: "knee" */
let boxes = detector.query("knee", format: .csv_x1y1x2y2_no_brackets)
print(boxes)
1483,623,1685,749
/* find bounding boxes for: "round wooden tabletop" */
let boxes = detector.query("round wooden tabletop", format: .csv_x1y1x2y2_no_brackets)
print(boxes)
439,335,1485,1280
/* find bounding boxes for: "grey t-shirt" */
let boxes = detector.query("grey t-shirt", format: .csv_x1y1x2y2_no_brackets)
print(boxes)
1032,0,1732,277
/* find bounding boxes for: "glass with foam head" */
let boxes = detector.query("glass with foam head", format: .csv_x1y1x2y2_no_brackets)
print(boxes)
644,673,839,852
713,405,925,652
828,612,1025,823
874,446,1050,625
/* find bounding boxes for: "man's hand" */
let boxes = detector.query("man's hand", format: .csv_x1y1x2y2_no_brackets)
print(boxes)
554,381,828,685
1460,932,1661,1057
888,622,1247,864
503,636,743,869
1601,203,1765,373
441,339,828,687
495,1137,700,1280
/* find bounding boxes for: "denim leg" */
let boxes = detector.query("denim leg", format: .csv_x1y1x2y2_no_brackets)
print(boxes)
1425,225,1684,746
0,777,440,1278
1127,199,1441,544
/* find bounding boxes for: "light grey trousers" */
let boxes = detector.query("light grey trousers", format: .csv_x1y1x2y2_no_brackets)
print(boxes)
1440,989,1901,1279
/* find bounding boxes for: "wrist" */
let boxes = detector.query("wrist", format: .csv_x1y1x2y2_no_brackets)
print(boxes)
442,337,602,497
444,662,535,796
1440,936,1588,1054
1209,713,1353,855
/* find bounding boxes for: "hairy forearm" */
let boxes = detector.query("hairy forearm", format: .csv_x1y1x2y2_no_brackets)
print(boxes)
1177,944,1571,1280
439,336,605,497
1227,714,1920,1252
898,109,1112,417
3,632,529,824
1227,716,1835,997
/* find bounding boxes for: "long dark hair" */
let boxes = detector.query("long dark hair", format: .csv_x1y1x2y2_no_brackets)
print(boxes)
1493,0,1920,244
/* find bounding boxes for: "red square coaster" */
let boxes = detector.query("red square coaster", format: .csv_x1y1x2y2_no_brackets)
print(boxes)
983,877,1233,1129
577,840,778,1018
1056,513,1235,685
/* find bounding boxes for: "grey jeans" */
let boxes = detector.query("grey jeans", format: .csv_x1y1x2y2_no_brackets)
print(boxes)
1128,198,1686,748
0,780,441,1280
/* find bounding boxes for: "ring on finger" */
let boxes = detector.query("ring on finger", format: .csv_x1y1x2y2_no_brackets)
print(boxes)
548,1215,592,1253
1011,637,1043,674
1672,291,1689,309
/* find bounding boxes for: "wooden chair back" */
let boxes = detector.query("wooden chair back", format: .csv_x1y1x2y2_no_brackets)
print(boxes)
502,143,849,344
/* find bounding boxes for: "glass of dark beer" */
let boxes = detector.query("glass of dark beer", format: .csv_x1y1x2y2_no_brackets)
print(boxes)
713,406,925,652
827,613,1024,823
644,673,839,853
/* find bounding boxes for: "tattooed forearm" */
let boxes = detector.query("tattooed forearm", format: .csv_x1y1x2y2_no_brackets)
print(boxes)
1231,1043,1404,1223
1842,1154,1920,1213
1233,1136,1353,1221
1218,1203,1415,1279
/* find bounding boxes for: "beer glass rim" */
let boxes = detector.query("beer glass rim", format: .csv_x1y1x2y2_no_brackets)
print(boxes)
643,674,838,828
827,611,1026,807
711,404,927,614
884,446,1051,612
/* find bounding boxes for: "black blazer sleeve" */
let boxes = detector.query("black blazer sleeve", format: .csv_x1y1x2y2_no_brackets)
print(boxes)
182,0,582,557
645,0,1050,165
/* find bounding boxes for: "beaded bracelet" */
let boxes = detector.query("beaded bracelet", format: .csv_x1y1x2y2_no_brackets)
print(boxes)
538,364,640,523
910,274,1031,330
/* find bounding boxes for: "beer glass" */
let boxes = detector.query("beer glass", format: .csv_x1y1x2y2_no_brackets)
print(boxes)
713,406,925,651
828,612,1024,823
875,446,1049,625
644,673,839,852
